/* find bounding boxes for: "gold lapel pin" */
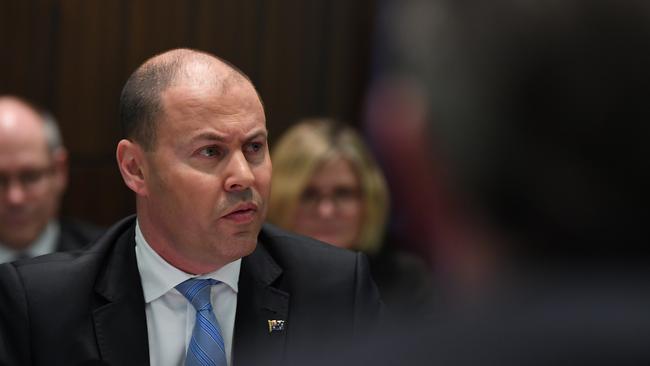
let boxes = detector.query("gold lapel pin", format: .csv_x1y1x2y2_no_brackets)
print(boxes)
268,319,286,333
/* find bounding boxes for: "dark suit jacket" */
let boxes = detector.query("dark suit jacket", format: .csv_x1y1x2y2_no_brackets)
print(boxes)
0,215,381,366
368,246,431,312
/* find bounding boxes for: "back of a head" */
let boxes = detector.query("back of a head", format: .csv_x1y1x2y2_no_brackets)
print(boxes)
403,0,650,263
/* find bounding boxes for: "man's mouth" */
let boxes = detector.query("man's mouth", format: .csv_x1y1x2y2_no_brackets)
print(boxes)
2,212,33,226
222,202,258,223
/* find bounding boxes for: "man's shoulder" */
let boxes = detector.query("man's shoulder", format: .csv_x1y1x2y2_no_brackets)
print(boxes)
255,223,371,291
7,215,136,288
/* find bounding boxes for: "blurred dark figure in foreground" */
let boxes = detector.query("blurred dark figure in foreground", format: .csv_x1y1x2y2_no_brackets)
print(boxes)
0,96,102,263
268,118,430,310
354,0,650,364
366,0,650,284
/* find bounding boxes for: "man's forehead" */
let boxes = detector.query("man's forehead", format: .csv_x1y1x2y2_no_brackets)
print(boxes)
180,128,267,150
161,78,262,116
0,105,47,148
0,100,42,130
0,132,51,169
157,82,265,141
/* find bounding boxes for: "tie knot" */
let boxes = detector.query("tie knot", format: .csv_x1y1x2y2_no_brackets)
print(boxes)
175,278,219,311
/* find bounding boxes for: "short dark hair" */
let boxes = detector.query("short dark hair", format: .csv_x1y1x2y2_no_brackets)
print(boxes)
120,54,185,151
119,49,256,151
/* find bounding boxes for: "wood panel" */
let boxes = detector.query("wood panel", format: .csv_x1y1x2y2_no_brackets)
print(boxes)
0,0,376,226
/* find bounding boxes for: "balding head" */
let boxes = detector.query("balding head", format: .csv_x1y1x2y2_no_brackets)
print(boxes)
0,97,47,148
0,96,68,250
0,97,63,154
119,48,258,151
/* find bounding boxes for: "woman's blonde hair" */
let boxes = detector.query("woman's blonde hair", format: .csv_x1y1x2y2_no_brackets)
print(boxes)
268,118,389,253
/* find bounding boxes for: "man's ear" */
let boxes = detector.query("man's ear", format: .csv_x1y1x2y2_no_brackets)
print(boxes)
51,147,69,193
116,139,148,196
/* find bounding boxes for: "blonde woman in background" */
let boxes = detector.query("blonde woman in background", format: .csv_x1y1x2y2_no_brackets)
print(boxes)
269,118,430,309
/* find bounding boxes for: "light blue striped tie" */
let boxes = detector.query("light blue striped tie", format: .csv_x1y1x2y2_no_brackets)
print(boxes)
175,279,228,366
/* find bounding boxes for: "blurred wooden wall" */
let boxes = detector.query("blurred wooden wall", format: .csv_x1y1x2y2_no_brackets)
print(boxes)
0,0,376,226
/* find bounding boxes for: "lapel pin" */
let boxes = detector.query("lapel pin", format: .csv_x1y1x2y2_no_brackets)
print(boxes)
268,319,286,333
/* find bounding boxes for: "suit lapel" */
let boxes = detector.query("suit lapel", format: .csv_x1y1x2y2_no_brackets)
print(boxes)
233,241,289,366
86,218,289,366
92,221,150,366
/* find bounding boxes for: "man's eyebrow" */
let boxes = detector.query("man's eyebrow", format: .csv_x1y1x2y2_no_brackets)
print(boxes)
188,129,268,143
246,129,268,140
189,132,226,143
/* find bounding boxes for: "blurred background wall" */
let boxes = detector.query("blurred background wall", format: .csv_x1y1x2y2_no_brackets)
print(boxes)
0,0,376,226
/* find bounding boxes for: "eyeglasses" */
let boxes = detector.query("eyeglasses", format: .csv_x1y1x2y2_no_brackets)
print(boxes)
0,167,55,194
299,186,362,211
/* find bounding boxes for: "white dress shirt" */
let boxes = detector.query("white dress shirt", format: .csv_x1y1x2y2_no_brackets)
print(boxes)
134,220,240,366
0,220,59,263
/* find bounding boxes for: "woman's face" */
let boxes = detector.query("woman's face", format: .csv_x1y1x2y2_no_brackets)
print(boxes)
292,157,364,249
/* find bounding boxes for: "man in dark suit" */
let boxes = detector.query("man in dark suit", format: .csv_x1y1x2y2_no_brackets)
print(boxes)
0,49,381,366
0,96,102,263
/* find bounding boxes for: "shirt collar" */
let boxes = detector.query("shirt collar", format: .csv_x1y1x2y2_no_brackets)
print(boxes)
0,220,59,263
134,219,241,303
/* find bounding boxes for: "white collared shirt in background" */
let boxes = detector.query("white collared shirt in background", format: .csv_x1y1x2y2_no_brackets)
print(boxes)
134,220,240,366
0,220,59,263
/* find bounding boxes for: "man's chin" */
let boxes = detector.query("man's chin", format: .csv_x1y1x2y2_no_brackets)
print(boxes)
214,240,257,266
235,234,259,252
229,220,263,238
0,233,37,250
240,241,258,259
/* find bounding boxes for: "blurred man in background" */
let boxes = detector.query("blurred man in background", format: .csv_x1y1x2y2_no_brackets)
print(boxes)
0,96,102,262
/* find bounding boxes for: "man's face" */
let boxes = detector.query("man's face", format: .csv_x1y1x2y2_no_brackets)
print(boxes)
138,81,271,273
0,107,65,250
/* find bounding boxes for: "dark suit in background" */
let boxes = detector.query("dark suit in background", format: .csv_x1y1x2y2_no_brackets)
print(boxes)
0,216,381,366
0,218,103,263
56,217,104,252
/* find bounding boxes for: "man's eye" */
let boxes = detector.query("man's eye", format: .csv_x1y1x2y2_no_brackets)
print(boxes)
245,142,264,155
199,146,221,157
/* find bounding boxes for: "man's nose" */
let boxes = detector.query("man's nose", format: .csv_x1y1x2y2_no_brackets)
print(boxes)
224,151,255,192
4,179,28,205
